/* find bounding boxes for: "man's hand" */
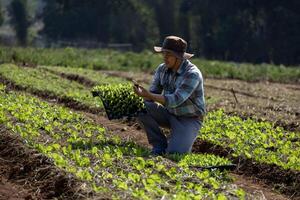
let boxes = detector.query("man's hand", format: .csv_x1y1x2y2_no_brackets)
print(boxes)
133,84,151,99
133,84,166,105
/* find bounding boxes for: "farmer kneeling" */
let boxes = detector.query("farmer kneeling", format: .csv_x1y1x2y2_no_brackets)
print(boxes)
133,36,206,155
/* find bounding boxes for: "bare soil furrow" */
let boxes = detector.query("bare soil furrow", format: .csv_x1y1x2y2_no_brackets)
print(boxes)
0,125,90,199
41,67,97,88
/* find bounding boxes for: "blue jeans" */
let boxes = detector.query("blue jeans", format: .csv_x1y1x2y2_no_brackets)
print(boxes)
137,101,202,154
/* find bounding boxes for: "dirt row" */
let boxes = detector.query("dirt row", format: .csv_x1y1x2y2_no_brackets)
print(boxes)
41,67,97,88
0,125,91,200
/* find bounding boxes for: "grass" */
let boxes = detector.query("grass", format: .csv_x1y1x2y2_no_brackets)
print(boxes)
1,46,300,83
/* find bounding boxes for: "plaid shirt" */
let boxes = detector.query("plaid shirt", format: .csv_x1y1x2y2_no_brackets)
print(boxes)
149,59,205,117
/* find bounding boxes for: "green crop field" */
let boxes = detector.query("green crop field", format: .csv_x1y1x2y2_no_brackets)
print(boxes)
0,46,299,199
0,87,246,199
1,46,300,83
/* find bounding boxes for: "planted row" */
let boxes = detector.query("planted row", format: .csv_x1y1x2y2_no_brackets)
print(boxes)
0,64,102,108
1,46,300,83
40,65,126,86
2,63,298,172
0,87,245,199
200,109,300,171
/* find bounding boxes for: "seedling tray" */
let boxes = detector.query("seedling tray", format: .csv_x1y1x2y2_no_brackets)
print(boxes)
92,84,145,120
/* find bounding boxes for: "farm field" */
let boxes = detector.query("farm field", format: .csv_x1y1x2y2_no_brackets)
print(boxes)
0,49,299,199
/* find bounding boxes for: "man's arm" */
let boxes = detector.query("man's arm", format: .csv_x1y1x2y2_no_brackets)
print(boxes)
133,85,165,105
149,64,163,94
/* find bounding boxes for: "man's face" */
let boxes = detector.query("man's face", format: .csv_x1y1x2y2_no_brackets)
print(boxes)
163,52,177,69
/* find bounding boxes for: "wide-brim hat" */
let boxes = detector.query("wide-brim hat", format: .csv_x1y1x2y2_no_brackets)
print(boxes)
154,35,194,59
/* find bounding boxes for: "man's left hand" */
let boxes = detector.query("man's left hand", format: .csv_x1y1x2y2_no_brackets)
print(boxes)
133,85,151,99
133,84,165,105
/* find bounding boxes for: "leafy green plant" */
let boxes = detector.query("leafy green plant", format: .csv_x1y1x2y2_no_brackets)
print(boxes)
0,89,245,199
0,64,102,108
40,65,126,85
200,109,300,170
0,84,6,91
92,84,145,119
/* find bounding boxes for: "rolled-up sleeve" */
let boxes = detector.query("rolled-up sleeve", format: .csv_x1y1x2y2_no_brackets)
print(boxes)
164,72,200,108
149,65,163,94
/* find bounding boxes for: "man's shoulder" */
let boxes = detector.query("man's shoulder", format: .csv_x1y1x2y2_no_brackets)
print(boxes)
186,60,198,70
155,63,167,72
157,63,166,69
186,60,202,77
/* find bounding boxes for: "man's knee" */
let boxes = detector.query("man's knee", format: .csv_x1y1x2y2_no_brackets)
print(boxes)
144,100,157,112
136,101,156,127
141,101,162,119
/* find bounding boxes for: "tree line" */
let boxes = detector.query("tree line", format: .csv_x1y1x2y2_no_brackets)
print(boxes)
3,0,300,66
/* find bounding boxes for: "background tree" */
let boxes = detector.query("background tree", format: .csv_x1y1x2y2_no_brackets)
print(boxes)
145,0,181,43
189,0,300,65
0,1,3,26
41,0,159,50
9,0,29,46
38,0,300,66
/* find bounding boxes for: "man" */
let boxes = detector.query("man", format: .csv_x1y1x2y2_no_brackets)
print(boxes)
133,36,205,155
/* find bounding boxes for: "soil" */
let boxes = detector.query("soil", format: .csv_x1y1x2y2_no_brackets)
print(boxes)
231,173,290,200
0,125,91,200
204,79,300,132
41,67,97,88
0,177,31,200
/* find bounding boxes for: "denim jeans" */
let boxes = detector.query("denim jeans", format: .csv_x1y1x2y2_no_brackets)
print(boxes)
137,101,202,154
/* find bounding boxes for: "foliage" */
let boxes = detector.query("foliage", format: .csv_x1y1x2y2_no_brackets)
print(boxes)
1,46,300,83
201,109,300,171
0,89,244,199
1,63,299,172
167,153,232,168
0,64,103,108
189,0,300,65
0,1,3,26
37,0,300,65
40,65,127,85
41,0,159,50
0,83,5,91
92,84,145,119
9,0,29,46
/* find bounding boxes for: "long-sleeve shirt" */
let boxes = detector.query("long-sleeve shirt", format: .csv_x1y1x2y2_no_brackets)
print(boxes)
149,59,206,117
